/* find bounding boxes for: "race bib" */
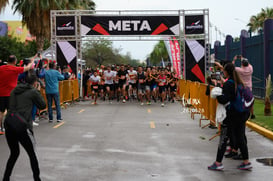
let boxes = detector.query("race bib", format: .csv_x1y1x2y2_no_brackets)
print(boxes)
139,79,144,83
121,75,126,80
93,86,98,89
106,76,112,80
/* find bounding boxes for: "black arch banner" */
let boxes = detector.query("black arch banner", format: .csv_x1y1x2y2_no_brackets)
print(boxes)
80,16,179,36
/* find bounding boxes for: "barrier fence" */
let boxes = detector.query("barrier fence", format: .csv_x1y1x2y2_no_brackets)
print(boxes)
178,79,220,141
39,79,80,114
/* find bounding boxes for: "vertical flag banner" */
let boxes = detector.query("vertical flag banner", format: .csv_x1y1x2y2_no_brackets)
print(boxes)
57,41,77,75
169,39,178,76
185,39,205,83
173,37,181,78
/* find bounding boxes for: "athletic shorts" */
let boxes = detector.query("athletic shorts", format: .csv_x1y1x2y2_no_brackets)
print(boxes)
170,85,177,92
91,85,99,93
150,84,157,91
99,85,106,92
118,82,127,89
129,82,137,89
105,84,114,91
145,85,150,91
0,96,9,113
158,86,166,94
138,85,146,94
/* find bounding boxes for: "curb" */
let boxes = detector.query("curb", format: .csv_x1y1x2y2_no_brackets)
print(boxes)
246,121,273,141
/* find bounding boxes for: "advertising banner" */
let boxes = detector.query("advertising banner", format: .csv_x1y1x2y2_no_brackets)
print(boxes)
184,15,204,35
81,16,180,36
173,37,181,78
56,41,77,75
56,16,76,36
185,39,205,83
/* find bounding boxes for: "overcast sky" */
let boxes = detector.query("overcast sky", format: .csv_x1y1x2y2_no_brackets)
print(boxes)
0,0,271,60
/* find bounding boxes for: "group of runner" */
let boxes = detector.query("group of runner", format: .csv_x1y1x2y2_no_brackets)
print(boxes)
84,65,178,107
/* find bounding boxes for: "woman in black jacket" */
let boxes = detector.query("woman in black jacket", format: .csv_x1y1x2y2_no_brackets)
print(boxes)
208,63,251,171
3,70,46,181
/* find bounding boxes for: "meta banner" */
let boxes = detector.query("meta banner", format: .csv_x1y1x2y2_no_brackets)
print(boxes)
80,16,180,36
184,15,204,35
56,16,76,36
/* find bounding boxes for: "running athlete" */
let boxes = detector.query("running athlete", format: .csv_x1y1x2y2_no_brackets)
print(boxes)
98,70,106,101
157,70,167,107
145,67,152,105
137,66,146,106
150,68,158,102
117,65,128,103
168,72,177,103
89,71,100,105
104,66,115,103
127,66,138,100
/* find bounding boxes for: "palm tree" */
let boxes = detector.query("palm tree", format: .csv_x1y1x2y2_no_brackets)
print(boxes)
150,40,169,66
3,0,95,51
247,7,273,33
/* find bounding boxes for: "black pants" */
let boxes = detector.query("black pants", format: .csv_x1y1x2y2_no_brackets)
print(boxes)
216,111,249,162
3,127,41,181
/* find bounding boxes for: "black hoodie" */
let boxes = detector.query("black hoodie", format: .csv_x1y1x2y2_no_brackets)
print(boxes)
8,83,46,130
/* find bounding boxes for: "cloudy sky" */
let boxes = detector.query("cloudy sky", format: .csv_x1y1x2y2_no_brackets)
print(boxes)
0,0,271,60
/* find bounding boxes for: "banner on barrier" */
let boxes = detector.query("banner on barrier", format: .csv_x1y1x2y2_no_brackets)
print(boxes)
56,41,77,75
81,16,180,36
185,39,205,83
184,15,204,35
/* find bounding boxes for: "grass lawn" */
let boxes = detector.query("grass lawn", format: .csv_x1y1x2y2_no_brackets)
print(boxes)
250,99,273,131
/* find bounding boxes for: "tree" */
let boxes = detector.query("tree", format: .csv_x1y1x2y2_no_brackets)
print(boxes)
5,0,95,52
149,40,169,66
247,7,273,33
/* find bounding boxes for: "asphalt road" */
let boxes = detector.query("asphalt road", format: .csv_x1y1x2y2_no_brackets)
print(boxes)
1,100,273,181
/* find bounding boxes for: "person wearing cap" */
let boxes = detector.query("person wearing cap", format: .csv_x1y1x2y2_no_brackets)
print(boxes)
232,56,255,119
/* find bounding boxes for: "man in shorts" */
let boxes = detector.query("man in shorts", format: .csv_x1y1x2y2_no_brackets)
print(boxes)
104,66,116,103
137,66,146,106
0,55,35,134
127,66,138,100
90,71,100,104
117,64,128,103
157,70,167,107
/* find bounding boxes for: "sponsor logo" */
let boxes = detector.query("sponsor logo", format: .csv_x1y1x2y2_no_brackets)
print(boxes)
186,20,203,30
109,20,151,31
57,22,74,31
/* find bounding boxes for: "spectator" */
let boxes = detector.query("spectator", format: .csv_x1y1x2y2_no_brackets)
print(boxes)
233,56,255,119
62,66,71,80
44,62,64,123
2,70,46,181
0,55,34,135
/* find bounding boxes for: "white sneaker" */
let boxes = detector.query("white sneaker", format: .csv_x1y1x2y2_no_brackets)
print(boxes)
49,120,53,123
123,99,126,103
0,127,5,132
57,119,63,123
140,102,144,106
33,121,39,126
161,103,165,107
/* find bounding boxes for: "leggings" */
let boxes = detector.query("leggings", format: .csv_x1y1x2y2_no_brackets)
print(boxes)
3,128,41,181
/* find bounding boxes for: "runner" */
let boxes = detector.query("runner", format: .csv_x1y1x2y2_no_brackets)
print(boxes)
127,66,138,100
117,64,128,103
98,70,106,101
150,67,158,102
104,66,115,103
145,67,152,105
89,71,100,105
157,70,167,107
137,66,146,106
168,72,178,103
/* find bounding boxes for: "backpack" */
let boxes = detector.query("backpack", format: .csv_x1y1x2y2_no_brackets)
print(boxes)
228,79,254,112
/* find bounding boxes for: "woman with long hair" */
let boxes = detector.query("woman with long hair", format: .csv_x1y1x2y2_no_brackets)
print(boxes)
208,63,252,171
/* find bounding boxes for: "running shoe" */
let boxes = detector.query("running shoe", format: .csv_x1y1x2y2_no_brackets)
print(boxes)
237,162,252,170
161,103,165,107
147,101,151,105
208,162,224,171
57,119,63,123
48,120,53,123
33,121,39,126
140,102,144,106
123,99,126,103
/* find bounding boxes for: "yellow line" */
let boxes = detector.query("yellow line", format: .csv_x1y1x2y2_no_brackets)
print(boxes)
150,121,155,129
53,122,65,129
147,109,151,113
78,109,85,114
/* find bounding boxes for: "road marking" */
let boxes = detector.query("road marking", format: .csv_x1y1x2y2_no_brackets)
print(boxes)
53,122,65,129
150,121,155,129
78,109,85,114
147,109,151,113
